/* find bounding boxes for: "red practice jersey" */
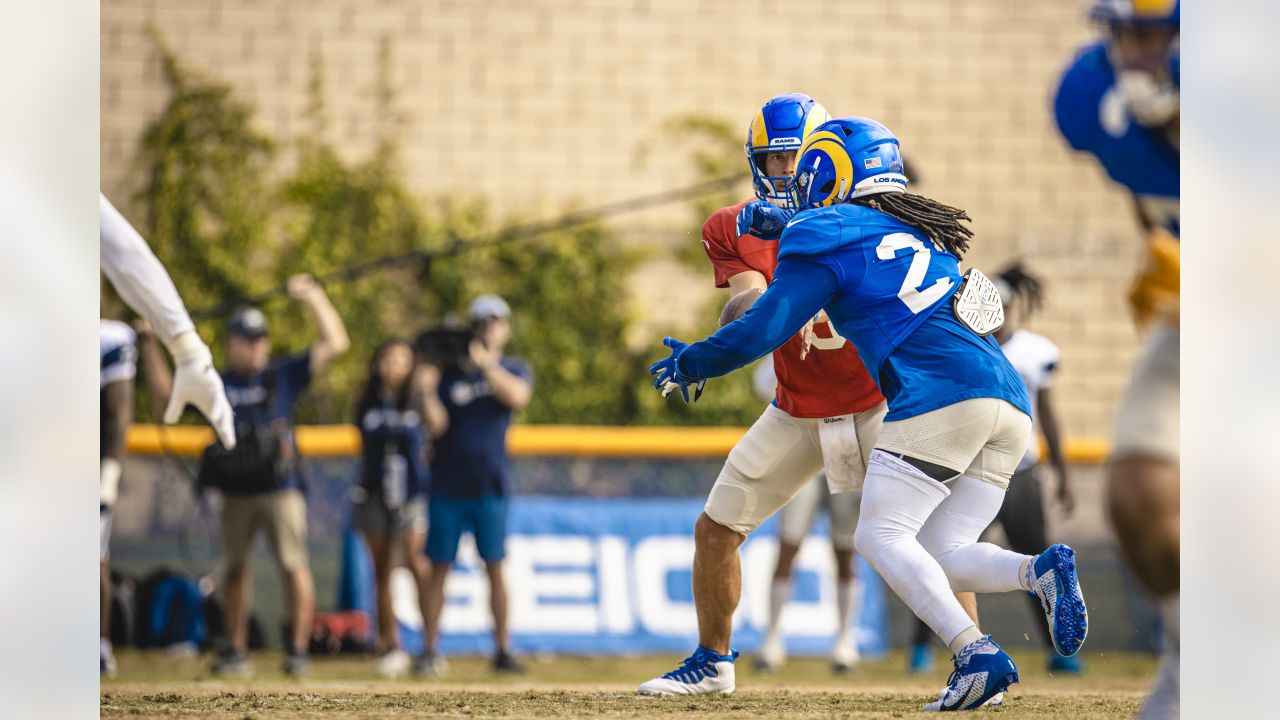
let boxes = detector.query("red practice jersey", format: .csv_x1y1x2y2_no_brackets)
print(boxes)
701,200,884,419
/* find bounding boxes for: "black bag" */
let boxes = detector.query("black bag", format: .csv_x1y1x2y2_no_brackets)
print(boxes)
197,422,289,494
197,371,295,495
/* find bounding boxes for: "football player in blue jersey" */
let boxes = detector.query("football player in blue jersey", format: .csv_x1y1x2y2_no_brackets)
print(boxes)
650,117,1089,711
1053,4,1179,717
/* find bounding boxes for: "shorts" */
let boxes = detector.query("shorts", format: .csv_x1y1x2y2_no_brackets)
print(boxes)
351,492,428,539
705,402,884,536
875,397,1031,489
220,489,310,572
775,473,860,551
1112,323,1179,462
100,506,112,561
427,495,509,564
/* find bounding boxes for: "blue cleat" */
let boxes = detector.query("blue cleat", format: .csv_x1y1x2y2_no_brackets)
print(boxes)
909,643,934,674
1029,543,1089,656
637,646,739,696
923,636,1019,712
1048,652,1085,674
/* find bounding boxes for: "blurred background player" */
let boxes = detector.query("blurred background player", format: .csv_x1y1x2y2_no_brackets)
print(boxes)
650,117,1089,710
350,338,447,678
99,319,137,678
639,94,889,696
1053,2,1179,716
750,358,862,675
141,275,350,677
420,295,533,676
99,193,235,449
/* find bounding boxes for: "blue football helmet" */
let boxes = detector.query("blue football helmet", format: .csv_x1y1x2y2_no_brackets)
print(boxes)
1091,0,1179,127
745,93,830,208
1090,0,1179,26
790,117,908,210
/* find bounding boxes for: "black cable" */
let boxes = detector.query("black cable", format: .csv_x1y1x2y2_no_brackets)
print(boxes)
154,424,218,577
189,174,742,320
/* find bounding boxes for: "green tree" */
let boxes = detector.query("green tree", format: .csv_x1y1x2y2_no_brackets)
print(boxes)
132,27,276,341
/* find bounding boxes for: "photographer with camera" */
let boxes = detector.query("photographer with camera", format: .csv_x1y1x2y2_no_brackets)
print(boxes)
417,294,532,675
140,274,349,677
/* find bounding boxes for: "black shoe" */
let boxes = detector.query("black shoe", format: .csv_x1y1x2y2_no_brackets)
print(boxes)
493,651,525,674
211,648,253,678
283,649,309,677
413,650,447,677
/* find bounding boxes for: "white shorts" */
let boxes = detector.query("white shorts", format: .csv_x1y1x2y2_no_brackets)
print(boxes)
1112,323,1179,462
775,473,860,551
100,507,112,561
875,398,1031,490
705,402,885,536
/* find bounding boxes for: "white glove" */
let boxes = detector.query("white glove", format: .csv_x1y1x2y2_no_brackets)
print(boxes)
164,330,236,449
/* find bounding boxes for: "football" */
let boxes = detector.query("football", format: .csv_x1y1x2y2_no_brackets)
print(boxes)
720,287,764,326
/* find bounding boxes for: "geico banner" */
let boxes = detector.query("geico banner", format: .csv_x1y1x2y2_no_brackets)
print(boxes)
350,496,890,656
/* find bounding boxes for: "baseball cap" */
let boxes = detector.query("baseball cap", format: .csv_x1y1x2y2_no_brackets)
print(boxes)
468,294,511,321
227,306,270,339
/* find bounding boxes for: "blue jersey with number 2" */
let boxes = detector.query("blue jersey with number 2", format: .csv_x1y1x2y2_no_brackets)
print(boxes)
677,202,1029,422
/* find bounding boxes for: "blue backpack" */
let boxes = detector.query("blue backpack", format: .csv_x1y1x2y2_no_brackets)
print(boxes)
136,569,207,649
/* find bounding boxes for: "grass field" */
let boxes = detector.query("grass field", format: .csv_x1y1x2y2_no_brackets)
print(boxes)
101,648,1155,718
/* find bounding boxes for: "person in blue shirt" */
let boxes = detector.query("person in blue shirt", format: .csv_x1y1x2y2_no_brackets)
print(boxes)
141,274,350,677
420,294,533,675
1052,4,1180,718
350,338,448,678
649,118,1088,711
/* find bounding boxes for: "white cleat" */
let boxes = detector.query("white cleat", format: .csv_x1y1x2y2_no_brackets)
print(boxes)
830,639,860,673
638,646,739,696
755,634,785,673
374,648,411,679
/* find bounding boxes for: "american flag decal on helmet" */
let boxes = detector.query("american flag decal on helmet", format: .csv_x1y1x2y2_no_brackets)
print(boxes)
864,157,882,169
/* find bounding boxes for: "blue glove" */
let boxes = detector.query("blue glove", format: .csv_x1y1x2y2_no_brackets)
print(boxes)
735,201,793,240
648,337,706,404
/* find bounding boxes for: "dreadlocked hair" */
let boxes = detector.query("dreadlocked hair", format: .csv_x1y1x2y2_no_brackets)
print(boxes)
853,192,974,258
996,261,1046,317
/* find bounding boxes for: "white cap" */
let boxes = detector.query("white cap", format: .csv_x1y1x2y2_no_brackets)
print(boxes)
468,294,511,321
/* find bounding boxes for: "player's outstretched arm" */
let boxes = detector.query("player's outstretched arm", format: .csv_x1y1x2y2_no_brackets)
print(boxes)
99,194,236,449
662,256,837,383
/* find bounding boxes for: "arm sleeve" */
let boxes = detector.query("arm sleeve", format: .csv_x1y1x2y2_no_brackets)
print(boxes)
701,212,754,288
677,256,838,380
99,194,196,346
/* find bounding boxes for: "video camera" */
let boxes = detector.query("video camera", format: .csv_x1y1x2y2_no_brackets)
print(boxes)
414,316,496,370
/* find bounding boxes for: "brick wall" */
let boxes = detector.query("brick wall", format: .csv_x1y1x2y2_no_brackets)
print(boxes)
101,0,1149,438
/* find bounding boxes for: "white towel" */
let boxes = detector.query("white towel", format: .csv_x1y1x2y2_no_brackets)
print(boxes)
819,413,866,494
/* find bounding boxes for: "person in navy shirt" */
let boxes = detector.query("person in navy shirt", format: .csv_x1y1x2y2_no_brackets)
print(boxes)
140,274,349,677
350,338,447,678
420,294,532,675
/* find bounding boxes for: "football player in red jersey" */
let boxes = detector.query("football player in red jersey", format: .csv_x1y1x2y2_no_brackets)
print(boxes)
639,94,887,696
